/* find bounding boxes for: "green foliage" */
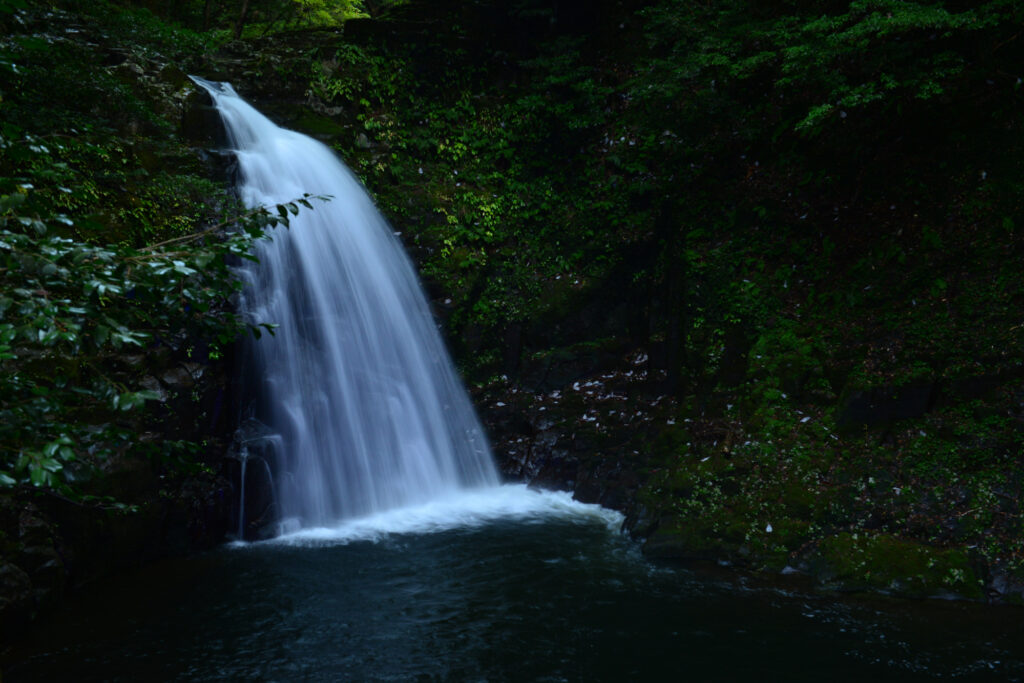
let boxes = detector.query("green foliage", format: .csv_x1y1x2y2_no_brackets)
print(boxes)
0,0,26,15
640,0,1020,133
298,0,1022,402
0,180,313,494
304,33,641,366
216,0,367,35
0,0,327,498
289,0,367,24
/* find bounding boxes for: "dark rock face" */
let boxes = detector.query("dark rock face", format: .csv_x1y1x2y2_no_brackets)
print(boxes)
836,381,937,431
479,348,668,533
989,569,1024,606
835,366,1024,433
181,88,229,148
222,419,280,541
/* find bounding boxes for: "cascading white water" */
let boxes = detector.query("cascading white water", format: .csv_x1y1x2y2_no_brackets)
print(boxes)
193,78,499,530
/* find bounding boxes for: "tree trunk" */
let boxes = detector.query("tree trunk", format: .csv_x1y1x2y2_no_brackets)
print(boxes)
234,0,251,38
657,201,687,395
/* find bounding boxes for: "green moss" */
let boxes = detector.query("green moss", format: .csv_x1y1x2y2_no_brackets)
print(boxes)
296,111,350,138
814,533,984,600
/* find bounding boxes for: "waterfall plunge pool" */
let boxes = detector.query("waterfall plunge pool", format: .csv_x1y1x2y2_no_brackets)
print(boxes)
5,484,1023,682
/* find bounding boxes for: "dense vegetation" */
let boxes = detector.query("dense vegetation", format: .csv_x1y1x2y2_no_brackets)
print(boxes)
101,0,398,35
295,0,1024,598
1,0,1023,610
0,1,322,502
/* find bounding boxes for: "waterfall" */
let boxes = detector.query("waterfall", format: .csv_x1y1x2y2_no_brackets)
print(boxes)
192,77,499,531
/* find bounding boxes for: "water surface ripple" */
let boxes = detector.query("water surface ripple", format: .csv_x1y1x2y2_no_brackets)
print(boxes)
7,489,1023,682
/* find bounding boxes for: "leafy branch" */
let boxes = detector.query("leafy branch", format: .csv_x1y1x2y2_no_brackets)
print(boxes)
0,185,322,496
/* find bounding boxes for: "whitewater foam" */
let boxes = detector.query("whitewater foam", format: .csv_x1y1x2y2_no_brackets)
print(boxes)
249,485,624,547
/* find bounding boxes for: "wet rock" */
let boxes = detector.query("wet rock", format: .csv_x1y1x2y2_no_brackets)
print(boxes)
526,449,578,492
160,362,205,391
139,375,169,402
101,48,129,67
518,342,622,394
641,522,726,562
622,503,657,537
222,452,277,541
575,461,638,512
158,64,189,89
181,88,228,146
988,569,1024,605
639,514,739,563
223,420,282,540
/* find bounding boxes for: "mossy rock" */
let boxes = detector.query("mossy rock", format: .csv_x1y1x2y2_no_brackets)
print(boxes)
642,516,735,561
743,518,814,566
811,532,984,600
295,110,350,139
776,479,820,519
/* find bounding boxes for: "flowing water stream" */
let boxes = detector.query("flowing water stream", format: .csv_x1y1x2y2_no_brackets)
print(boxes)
7,82,1023,681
